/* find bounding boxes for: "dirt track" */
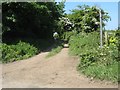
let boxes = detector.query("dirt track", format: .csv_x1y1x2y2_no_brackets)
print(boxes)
2,48,118,88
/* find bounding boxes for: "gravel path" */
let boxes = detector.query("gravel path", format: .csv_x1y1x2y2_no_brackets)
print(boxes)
2,48,118,88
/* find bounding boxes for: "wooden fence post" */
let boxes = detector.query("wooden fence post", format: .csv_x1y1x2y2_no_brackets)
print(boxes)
104,31,108,45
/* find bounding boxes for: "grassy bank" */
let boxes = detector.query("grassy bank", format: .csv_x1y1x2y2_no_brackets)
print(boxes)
69,32,119,82
46,41,63,58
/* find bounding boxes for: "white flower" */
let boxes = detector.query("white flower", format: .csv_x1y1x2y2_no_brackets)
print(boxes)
95,22,99,25
92,18,97,22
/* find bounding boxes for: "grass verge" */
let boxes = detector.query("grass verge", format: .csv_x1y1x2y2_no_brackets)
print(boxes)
69,32,119,83
46,42,63,58
78,61,119,83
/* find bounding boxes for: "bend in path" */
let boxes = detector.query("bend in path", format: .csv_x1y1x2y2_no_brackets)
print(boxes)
2,48,118,88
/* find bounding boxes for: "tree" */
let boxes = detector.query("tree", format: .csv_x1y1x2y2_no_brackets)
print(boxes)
2,2,65,39
67,5,110,33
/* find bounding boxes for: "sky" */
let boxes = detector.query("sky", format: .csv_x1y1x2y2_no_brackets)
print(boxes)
56,0,119,30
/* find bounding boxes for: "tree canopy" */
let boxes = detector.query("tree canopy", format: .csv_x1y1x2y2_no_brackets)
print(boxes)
2,2,65,39
67,5,110,33
2,3,111,40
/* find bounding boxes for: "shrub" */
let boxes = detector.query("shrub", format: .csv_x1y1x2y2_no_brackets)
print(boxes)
3,38,54,52
62,31,76,42
78,44,119,82
1,41,38,63
69,31,119,82
69,32,99,56
78,44,119,68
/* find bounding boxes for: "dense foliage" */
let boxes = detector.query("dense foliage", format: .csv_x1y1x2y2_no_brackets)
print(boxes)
0,38,54,63
1,2,119,83
1,2,65,63
66,4,119,82
69,32,99,55
2,2,64,39
1,41,38,63
57,17,74,37
67,5,110,33
69,32,119,82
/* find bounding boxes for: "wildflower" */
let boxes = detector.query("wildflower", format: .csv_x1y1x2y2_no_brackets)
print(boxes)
95,22,99,25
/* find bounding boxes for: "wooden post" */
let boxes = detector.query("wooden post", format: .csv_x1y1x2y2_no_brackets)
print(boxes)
99,9,103,48
104,31,108,45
